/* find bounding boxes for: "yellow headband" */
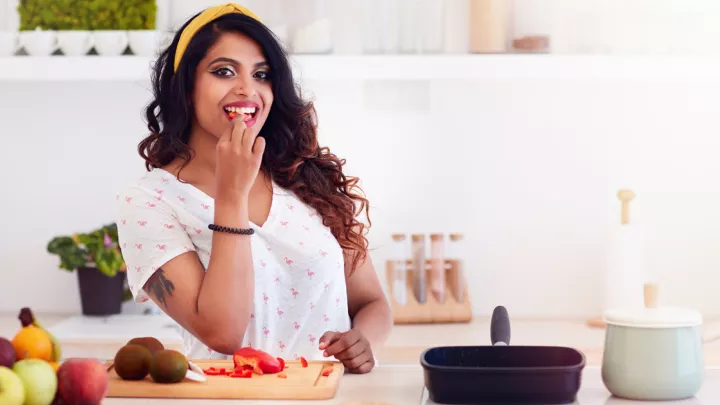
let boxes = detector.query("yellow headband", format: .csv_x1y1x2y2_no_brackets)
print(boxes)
173,3,263,72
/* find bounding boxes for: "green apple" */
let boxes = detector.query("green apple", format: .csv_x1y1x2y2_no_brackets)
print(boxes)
0,366,25,405
12,360,56,405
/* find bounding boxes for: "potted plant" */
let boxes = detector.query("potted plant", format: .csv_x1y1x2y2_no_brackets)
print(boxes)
47,223,131,316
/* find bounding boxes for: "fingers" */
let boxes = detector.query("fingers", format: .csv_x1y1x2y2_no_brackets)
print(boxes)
242,124,260,153
332,340,365,361
318,331,342,351
230,117,247,150
348,359,374,374
252,136,266,160
323,330,361,357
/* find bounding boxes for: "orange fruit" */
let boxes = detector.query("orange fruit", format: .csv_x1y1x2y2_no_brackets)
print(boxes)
12,325,52,361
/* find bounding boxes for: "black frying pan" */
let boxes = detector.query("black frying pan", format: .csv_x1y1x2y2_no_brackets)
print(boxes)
420,306,586,404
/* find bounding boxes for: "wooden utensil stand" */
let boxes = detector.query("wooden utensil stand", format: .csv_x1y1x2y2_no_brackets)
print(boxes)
385,259,472,324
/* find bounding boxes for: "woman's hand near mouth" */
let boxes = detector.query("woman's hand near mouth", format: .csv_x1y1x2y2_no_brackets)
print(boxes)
216,116,265,200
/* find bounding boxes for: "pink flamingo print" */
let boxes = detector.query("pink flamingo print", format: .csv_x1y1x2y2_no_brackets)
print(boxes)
194,228,202,235
323,314,330,323
164,224,174,229
137,220,148,227
125,196,133,203
294,354,300,360
278,341,286,352
280,221,289,228
156,244,167,251
161,177,169,183
276,307,284,317
309,302,315,310
135,244,143,250
302,225,310,232
263,293,269,304
135,266,142,273
154,189,164,195
266,244,272,252
145,202,157,208
298,241,304,248
284,257,294,267
291,288,299,298
287,204,295,211
324,282,329,291
154,196,162,201
121,219,127,225
122,242,127,249
319,249,328,257
293,321,300,331
336,298,341,307
309,334,316,344
200,203,210,210
177,196,186,203
274,276,280,283
260,260,266,268
306,269,315,280
263,327,270,338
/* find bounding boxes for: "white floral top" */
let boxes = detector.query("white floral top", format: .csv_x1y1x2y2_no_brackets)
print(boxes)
115,168,352,361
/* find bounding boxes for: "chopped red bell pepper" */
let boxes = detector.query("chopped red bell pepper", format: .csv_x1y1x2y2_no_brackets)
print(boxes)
277,357,285,370
233,347,284,375
300,357,308,368
230,369,253,378
321,367,333,377
203,367,219,375
218,368,226,374
277,373,287,379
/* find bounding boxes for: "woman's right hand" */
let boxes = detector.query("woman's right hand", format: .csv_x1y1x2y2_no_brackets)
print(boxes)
216,117,266,198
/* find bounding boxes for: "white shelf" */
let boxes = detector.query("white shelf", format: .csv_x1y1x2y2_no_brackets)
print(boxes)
2,54,720,82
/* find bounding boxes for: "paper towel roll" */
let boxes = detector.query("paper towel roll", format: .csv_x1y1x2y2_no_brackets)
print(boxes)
604,224,646,311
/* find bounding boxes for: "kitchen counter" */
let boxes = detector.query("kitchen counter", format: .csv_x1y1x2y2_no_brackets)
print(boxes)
2,314,720,365
98,366,720,404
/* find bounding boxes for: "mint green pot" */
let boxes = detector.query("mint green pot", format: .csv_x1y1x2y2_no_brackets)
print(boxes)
601,307,704,401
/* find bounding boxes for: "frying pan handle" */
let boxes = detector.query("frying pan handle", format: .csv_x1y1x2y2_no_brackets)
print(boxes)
491,306,511,346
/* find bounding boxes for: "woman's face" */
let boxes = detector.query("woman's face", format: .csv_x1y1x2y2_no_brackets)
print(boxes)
192,31,273,138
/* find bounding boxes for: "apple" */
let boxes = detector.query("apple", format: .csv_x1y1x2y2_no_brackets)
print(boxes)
0,366,25,405
12,359,57,405
56,359,108,405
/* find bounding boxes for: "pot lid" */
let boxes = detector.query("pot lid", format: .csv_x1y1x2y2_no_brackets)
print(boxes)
604,306,702,328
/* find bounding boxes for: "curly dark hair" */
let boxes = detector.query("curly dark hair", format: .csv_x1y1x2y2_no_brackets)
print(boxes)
138,12,370,271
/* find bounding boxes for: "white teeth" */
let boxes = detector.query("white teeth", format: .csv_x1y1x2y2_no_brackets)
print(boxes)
224,106,256,114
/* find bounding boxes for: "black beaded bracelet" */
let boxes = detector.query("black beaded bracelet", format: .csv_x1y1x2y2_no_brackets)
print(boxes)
208,224,255,235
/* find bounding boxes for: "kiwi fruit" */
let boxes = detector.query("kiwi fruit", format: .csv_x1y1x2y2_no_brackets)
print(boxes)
114,344,152,380
150,350,188,384
127,337,165,355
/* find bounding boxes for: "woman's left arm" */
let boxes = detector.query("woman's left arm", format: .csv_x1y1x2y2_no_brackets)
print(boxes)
319,251,393,373
345,252,392,346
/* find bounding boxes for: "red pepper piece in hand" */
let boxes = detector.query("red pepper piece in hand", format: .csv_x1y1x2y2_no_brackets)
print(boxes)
300,357,308,368
233,347,283,375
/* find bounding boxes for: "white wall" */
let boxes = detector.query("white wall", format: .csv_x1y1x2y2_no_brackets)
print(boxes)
2,1,720,319
2,76,720,318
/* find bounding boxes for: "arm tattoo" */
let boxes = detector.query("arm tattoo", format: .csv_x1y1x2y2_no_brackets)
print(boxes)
147,268,175,308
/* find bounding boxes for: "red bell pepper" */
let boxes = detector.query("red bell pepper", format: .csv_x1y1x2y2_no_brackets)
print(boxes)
277,357,285,370
233,347,283,375
277,373,287,379
321,367,333,377
300,357,308,368
230,369,253,378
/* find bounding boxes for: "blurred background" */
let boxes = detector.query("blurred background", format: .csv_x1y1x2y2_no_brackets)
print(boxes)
1,0,720,322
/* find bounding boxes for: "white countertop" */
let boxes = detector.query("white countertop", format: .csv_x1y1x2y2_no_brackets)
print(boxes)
98,365,720,405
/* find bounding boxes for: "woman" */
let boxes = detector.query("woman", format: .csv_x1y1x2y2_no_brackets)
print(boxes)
116,3,392,374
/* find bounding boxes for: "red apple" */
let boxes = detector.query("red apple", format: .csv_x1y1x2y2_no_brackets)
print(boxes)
56,359,108,405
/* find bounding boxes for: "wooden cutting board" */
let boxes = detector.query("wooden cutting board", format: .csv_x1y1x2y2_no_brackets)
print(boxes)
105,359,344,400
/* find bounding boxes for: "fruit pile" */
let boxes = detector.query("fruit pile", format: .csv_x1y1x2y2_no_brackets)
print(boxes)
0,308,109,405
113,337,189,384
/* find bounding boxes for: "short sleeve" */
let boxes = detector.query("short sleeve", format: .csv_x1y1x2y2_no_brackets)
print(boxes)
116,185,194,303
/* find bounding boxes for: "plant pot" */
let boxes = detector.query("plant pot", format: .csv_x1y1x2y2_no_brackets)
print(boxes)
57,30,94,56
76,267,126,316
